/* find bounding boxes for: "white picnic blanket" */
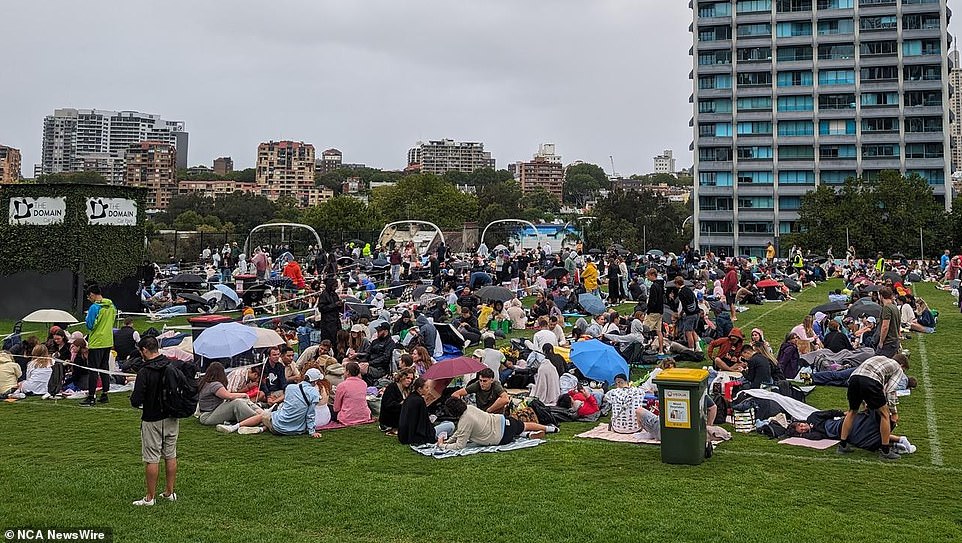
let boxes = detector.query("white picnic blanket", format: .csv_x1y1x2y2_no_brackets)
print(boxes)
739,388,818,421
410,437,545,459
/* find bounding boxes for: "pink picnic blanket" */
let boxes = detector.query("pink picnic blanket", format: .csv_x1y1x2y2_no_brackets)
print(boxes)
778,437,839,450
575,424,661,444
316,418,377,431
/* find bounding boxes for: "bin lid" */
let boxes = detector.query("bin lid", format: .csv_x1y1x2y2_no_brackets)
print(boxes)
653,368,709,384
188,314,236,324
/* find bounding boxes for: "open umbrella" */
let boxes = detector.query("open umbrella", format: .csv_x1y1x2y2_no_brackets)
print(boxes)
179,292,211,306
570,339,629,385
544,267,568,280
755,279,782,288
647,249,664,257
577,293,606,315
422,356,486,380
847,300,881,319
22,309,78,324
253,327,285,349
411,284,432,300
810,301,848,315
213,284,240,305
337,256,356,266
168,273,205,285
344,300,373,319
882,270,903,284
891,253,906,260
194,322,257,359
860,284,881,293
476,285,515,303
371,258,390,269
588,248,603,255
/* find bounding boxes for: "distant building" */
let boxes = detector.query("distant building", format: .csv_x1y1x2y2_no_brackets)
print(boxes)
653,149,676,176
0,145,22,183
255,140,317,206
186,165,214,176
518,144,565,202
177,178,257,199
950,50,962,173
318,148,343,173
407,139,495,174
41,108,187,182
612,178,691,204
124,142,177,209
213,157,233,176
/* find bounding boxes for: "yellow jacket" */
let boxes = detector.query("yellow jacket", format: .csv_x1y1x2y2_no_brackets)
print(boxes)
582,262,599,291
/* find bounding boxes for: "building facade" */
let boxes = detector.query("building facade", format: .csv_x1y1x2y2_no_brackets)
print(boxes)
254,140,317,205
0,145,22,183
318,148,343,173
518,145,565,202
41,108,187,183
213,156,233,176
691,0,952,257
177,179,258,199
654,149,677,174
124,141,177,209
407,139,495,174
949,49,961,173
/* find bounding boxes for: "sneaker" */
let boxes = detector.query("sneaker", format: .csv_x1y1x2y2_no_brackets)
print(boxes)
544,425,560,434
879,449,901,461
79,397,97,407
41,393,52,400
237,426,264,435
99,395,109,404
132,497,155,506
837,443,855,454
160,492,177,502
9,392,26,399
215,424,237,433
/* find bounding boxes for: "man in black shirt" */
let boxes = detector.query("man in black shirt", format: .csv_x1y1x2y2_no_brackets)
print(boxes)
643,268,666,354
360,322,396,385
674,276,700,350
823,319,854,353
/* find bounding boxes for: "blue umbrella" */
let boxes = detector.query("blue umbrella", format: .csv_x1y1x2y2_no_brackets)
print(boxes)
193,322,257,359
577,293,605,315
213,284,240,305
570,340,629,385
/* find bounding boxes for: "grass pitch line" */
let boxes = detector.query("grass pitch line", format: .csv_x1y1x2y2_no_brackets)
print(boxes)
916,336,944,467
738,302,788,329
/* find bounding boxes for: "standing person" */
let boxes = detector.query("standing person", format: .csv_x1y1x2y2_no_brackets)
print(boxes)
251,248,269,280
607,256,622,304
674,276,700,350
876,287,901,358
765,242,776,264
644,268,666,354
316,279,343,344
838,354,909,460
130,337,189,505
81,285,116,407
722,264,739,322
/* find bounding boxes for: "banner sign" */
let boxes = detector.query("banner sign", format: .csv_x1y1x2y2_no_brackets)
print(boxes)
8,197,67,225
86,197,137,226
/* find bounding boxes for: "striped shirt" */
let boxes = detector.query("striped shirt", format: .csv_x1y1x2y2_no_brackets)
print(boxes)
853,355,905,407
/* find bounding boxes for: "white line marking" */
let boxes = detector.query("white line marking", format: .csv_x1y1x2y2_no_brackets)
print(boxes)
738,303,785,328
917,336,944,466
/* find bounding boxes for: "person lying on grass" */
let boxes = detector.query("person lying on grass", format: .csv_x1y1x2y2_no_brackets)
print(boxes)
216,368,324,438
438,397,558,450
787,409,917,455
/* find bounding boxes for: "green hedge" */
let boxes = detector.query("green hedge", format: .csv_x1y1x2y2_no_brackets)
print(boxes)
0,184,148,284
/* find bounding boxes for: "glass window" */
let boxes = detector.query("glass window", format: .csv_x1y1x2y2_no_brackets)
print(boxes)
777,46,814,62
860,41,898,57
777,0,813,11
779,146,816,159
818,119,856,135
699,25,733,41
904,116,943,132
904,65,941,81
716,122,734,136
699,147,734,161
860,92,899,107
821,170,857,184
738,23,773,37
738,221,775,234
777,70,814,87
904,90,942,107
737,96,773,111
779,221,801,234
699,98,734,113
699,172,734,186
737,47,772,62
698,196,734,211
699,50,732,65
904,143,944,158
818,69,855,85
737,121,773,135
903,14,941,30
902,39,941,56
778,121,815,136
860,16,898,31
860,66,899,81
779,196,802,210
737,146,774,160
818,93,856,109
819,144,857,158
778,170,816,184
698,2,733,17
905,169,945,185
738,196,775,209
818,44,855,60
777,95,814,111
700,221,734,234
737,171,775,184
736,0,772,13
817,18,855,35
737,72,773,87
817,0,854,7
861,117,899,133
776,22,812,37
862,144,900,158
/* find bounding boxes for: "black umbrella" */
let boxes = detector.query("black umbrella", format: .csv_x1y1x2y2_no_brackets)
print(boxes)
337,256,355,266
476,285,515,302
344,299,373,319
371,258,390,269
810,301,848,315
588,248,603,255
179,293,209,305
242,284,271,305
883,270,903,284
861,284,881,293
411,284,432,300
847,300,881,319
891,253,906,260
647,249,664,257
168,273,204,285
544,267,568,280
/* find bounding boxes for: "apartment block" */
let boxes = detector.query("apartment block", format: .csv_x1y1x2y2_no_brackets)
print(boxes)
691,0,952,257
949,49,961,173
318,148,343,173
124,141,177,209
407,139,495,174
254,140,317,205
0,145,22,183
177,179,258,199
518,145,565,202
654,149,677,174
213,157,234,176
41,108,187,183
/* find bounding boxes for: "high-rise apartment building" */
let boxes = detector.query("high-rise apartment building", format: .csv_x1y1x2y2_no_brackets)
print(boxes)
318,148,343,173
407,139,495,174
0,145,22,183
949,49,961,173
691,0,952,257
125,142,177,209
654,149,677,174
255,140,317,205
41,108,187,183
518,144,565,202
213,157,233,176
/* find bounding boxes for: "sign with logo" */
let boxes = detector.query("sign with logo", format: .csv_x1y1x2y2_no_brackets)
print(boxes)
86,197,138,226
664,389,691,429
8,197,67,225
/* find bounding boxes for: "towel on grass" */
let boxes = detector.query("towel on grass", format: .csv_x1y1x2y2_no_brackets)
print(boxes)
778,437,839,450
410,437,544,458
575,423,731,444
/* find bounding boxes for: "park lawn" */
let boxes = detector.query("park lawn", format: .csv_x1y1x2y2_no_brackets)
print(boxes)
1,280,961,543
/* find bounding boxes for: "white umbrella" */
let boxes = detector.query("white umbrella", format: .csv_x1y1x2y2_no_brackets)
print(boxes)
253,327,284,349
22,309,79,324
194,322,258,359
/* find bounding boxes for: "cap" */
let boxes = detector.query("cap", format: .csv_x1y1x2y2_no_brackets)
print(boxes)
866,316,878,324
375,321,391,331
303,368,323,382
350,324,366,333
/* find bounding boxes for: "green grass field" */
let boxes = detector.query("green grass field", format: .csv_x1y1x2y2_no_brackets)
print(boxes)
1,280,960,543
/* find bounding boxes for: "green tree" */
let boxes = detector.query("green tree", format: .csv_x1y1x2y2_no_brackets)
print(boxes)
563,174,601,207
302,196,382,233
370,174,477,230
519,188,562,214
273,195,303,222
566,163,610,188
35,171,108,184
173,210,204,230
591,188,690,252
316,170,346,193
224,168,256,183
212,192,276,232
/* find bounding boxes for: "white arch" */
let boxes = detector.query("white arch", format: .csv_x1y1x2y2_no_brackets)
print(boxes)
377,220,445,252
480,219,545,252
244,223,323,256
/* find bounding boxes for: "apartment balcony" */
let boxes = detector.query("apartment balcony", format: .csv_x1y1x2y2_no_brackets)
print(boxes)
904,157,947,169
904,131,949,143
736,111,775,121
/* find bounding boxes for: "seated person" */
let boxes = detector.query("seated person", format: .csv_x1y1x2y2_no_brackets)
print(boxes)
0,352,22,396
477,337,506,380
452,368,510,414
438,397,557,450
549,316,568,346
504,298,527,330
357,322,396,385
315,379,333,428
583,314,606,339
529,352,561,406
787,409,916,454
740,342,775,389
398,377,456,445
706,328,746,372
776,332,801,380
216,368,325,438
379,369,415,433
333,362,372,425
454,306,482,345
197,362,261,426
259,347,288,406
280,345,300,383
9,345,53,397
557,382,600,418
828,289,848,303
822,319,854,353
531,292,552,319
604,373,646,434
637,394,716,440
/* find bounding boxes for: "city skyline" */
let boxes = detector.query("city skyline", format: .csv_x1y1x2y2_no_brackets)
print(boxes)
3,0,699,178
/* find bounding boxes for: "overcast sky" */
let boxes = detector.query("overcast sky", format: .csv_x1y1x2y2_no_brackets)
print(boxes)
5,1,953,177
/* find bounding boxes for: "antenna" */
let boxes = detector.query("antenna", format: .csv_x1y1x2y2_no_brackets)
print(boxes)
609,155,616,177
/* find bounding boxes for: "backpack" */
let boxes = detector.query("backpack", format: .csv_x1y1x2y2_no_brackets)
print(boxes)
161,360,199,418
774,380,807,403
528,398,557,426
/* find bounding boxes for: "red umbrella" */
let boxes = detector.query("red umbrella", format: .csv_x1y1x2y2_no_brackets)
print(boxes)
756,279,781,288
422,356,486,380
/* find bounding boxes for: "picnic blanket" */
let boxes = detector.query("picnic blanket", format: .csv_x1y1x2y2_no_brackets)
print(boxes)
410,437,544,458
737,389,818,421
316,419,376,431
779,437,839,450
575,423,731,445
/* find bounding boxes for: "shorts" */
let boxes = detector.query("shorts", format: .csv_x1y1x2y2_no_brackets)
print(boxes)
141,418,179,463
643,313,663,332
678,314,699,334
725,293,736,306
499,416,525,445
639,409,661,441
847,375,886,411
261,411,278,435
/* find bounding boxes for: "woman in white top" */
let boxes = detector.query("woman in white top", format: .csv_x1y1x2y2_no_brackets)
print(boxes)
15,345,54,396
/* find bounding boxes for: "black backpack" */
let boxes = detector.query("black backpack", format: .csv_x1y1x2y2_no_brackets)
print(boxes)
161,360,199,418
528,398,557,427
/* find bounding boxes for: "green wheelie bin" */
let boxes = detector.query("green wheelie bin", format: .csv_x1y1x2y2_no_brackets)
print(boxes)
652,368,710,465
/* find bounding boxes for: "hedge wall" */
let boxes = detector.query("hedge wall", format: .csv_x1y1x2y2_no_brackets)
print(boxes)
0,184,148,284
